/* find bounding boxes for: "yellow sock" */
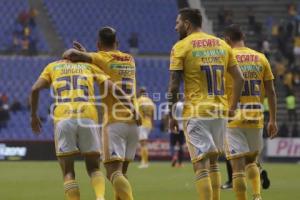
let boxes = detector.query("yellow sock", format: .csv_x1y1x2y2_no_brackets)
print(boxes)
111,171,133,200
141,146,148,164
233,172,247,200
246,163,261,198
210,164,221,200
91,171,105,199
195,169,213,200
64,180,80,200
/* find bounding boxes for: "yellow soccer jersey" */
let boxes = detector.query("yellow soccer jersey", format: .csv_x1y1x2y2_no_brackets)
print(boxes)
170,32,238,119
39,60,109,124
226,47,274,128
89,50,137,125
137,96,155,129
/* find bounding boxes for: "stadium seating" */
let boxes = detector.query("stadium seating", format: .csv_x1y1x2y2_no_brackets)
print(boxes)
201,0,300,49
0,56,170,141
0,0,49,52
42,0,178,54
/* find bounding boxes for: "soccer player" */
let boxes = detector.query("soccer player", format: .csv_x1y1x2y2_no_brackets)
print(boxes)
170,98,185,167
137,87,155,169
63,27,139,200
168,8,244,200
224,24,278,200
30,59,135,200
221,158,271,190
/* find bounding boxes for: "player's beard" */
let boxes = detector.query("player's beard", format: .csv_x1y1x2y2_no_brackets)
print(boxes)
178,30,187,40
177,27,187,40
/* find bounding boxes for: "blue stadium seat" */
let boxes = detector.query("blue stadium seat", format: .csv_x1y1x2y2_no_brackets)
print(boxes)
0,0,49,52
42,0,178,54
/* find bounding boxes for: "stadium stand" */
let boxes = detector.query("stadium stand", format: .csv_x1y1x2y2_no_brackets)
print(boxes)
201,0,300,50
0,0,49,53
42,0,178,54
0,56,55,140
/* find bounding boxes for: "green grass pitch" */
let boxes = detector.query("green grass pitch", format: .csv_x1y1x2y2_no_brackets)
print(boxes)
0,161,299,200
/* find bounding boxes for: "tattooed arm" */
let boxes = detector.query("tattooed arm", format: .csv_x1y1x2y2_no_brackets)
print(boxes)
62,48,92,63
167,70,183,132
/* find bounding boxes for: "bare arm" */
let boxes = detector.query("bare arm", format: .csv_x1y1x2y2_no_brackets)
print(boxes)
31,78,49,117
167,70,182,117
63,48,92,63
30,78,49,133
264,80,278,138
167,70,182,132
227,65,244,114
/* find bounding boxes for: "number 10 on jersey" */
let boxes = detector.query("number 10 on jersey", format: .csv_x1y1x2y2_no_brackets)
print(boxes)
201,65,224,96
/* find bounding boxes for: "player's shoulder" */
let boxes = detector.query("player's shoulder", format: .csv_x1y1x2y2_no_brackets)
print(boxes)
48,59,67,66
172,36,188,51
45,59,68,70
138,96,153,103
144,96,154,103
247,47,269,63
109,50,135,63
255,50,268,62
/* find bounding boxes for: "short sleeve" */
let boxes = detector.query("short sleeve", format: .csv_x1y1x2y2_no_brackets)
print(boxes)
262,56,274,81
91,64,110,84
227,46,238,68
39,64,52,83
170,41,185,70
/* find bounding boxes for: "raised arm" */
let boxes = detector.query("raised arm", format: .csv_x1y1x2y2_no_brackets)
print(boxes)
167,70,182,132
63,48,92,63
30,78,49,133
227,65,244,116
264,80,278,138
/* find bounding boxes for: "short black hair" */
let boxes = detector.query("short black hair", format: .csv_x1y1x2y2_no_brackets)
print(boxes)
139,87,147,94
224,24,244,42
98,26,116,46
179,8,202,28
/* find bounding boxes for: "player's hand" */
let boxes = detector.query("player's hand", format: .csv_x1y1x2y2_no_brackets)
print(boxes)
267,121,278,139
133,110,142,126
73,41,86,52
228,109,236,122
62,49,74,59
31,115,42,134
169,118,179,133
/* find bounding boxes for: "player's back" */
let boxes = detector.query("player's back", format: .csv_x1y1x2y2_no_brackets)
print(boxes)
137,96,155,129
170,32,237,118
226,47,274,128
90,50,136,124
40,60,104,123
